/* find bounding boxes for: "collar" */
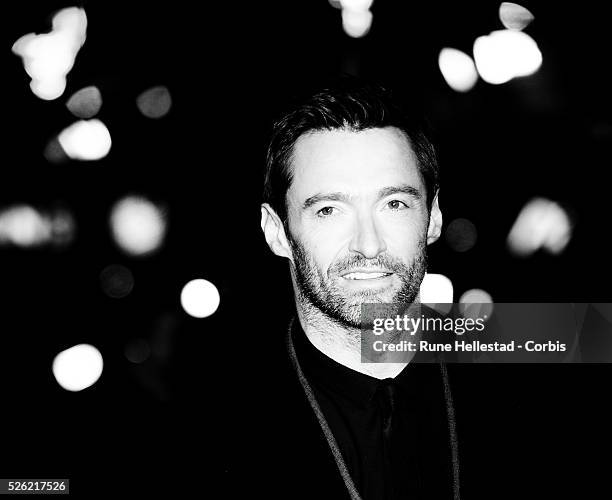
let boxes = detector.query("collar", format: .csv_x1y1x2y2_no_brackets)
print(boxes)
290,316,419,409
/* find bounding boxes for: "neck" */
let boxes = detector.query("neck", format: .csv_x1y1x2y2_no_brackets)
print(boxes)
293,296,413,380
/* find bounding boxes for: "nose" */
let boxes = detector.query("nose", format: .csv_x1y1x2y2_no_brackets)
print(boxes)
348,212,387,258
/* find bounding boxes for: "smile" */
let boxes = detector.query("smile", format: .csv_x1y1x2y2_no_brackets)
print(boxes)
342,272,393,280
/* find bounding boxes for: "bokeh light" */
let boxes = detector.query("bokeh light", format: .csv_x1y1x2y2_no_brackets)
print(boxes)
0,205,51,247
125,338,151,364
459,288,494,321
11,7,87,100
340,0,374,10
50,209,76,247
136,86,172,119
445,218,478,252
29,78,67,101
100,264,135,299
180,279,221,318
66,85,102,119
52,344,103,392
58,119,112,161
473,29,542,84
499,2,534,31
438,48,479,92
110,195,167,257
342,9,373,38
44,136,69,164
420,273,454,314
0,205,75,248
507,198,572,256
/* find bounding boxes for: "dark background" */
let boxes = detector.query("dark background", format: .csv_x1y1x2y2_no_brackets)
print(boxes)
1,0,610,498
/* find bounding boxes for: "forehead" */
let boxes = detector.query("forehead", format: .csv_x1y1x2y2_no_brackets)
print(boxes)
288,127,423,200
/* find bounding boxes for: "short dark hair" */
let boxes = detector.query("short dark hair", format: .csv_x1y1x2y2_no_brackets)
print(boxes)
262,76,440,223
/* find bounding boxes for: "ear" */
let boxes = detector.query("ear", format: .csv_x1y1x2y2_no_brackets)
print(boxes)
426,190,443,245
260,203,294,262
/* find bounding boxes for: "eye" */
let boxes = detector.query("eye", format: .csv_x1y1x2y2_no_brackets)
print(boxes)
387,200,408,210
317,206,335,217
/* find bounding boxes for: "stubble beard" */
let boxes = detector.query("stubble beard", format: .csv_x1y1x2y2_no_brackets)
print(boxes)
287,232,428,330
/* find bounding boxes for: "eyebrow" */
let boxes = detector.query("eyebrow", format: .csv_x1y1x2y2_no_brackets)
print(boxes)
302,184,423,211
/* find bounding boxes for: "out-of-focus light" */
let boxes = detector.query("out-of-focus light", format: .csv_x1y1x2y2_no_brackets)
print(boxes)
180,279,221,318
329,0,343,9
459,289,494,321
44,137,69,164
499,2,534,31
420,273,454,315
460,288,493,304
66,86,102,118
125,338,151,364
445,218,478,252
50,209,76,246
110,196,167,256
30,78,67,101
342,9,373,38
100,264,134,298
11,7,87,100
136,86,172,119
0,205,50,247
52,344,103,392
0,205,75,248
507,198,572,256
473,29,542,84
58,119,112,161
340,0,374,11
438,48,479,93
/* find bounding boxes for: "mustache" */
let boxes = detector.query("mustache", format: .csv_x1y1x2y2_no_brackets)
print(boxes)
329,254,408,276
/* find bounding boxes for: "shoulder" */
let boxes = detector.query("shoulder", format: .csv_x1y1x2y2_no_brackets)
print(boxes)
224,325,351,498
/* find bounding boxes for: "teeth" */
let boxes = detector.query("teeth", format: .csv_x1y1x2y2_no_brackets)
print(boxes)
344,272,389,280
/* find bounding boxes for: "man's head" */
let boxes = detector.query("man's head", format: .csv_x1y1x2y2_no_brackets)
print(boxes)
261,77,442,329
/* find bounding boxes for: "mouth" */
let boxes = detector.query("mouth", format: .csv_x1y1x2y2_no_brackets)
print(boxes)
340,270,394,281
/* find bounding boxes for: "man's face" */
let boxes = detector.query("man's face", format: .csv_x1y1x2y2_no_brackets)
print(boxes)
284,126,438,328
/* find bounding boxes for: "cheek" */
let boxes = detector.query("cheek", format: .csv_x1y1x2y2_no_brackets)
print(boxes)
382,221,427,256
301,230,345,274
383,211,428,231
314,244,342,276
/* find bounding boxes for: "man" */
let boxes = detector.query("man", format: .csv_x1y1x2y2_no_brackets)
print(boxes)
257,77,458,500
224,76,611,500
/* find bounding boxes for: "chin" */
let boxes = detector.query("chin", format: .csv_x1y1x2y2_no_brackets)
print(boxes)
349,285,399,300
